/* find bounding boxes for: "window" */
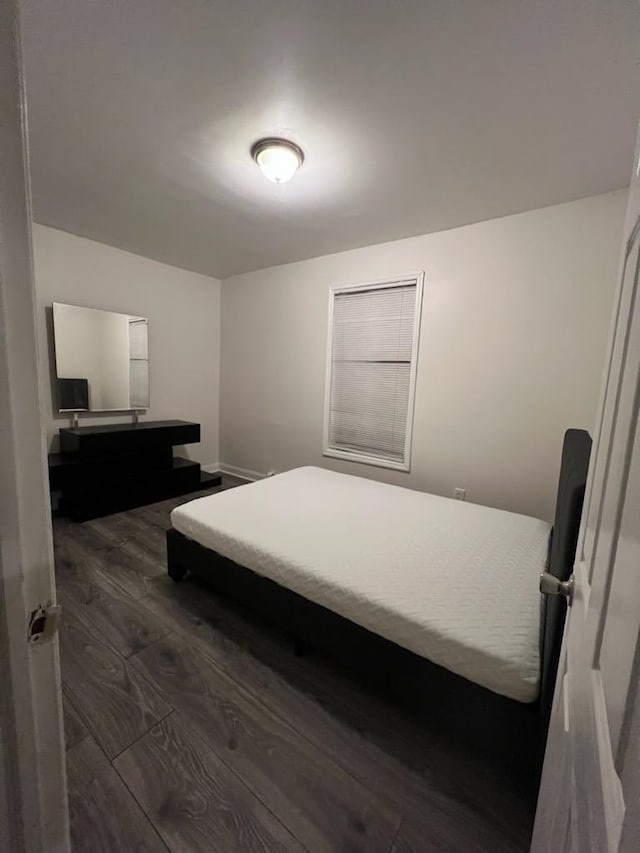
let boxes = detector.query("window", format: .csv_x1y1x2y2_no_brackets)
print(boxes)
323,273,423,471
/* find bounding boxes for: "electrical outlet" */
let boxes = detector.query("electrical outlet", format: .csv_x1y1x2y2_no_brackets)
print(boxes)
453,488,466,501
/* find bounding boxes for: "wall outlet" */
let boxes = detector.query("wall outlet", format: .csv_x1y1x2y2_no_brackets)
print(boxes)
453,487,466,501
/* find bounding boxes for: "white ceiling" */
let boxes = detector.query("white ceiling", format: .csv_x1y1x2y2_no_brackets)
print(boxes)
19,0,640,279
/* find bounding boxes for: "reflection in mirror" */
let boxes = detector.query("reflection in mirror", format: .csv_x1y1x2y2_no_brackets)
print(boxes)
52,303,150,412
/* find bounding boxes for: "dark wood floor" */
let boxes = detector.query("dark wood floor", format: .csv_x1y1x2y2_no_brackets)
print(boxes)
54,476,536,852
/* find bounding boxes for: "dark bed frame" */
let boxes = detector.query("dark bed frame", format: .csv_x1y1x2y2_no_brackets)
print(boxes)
166,429,591,777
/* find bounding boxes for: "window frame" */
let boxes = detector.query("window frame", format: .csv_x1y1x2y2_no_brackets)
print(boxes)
322,272,424,472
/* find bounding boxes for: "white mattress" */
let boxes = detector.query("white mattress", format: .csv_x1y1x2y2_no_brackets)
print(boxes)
171,467,551,702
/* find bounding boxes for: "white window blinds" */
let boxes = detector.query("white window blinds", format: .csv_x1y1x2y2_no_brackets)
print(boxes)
324,275,422,470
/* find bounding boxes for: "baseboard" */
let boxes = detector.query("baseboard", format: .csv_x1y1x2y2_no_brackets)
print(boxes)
201,462,220,475
216,463,266,482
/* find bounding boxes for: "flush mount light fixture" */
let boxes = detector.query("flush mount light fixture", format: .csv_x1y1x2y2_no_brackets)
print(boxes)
251,137,304,183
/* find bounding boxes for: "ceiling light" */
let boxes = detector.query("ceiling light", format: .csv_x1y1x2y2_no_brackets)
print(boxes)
251,137,304,184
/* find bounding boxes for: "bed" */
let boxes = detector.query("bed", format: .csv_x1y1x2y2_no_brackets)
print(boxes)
166,429,591,775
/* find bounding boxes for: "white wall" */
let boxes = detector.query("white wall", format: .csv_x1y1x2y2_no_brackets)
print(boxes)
33,225,221,466
220,191,626,522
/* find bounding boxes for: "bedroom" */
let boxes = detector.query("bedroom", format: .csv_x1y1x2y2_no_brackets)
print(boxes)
1,1,640,852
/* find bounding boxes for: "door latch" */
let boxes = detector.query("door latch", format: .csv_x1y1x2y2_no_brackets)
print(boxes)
28,604,62,645
539,572,574,602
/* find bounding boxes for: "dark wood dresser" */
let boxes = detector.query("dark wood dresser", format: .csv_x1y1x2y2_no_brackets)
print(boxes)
48,419,221,520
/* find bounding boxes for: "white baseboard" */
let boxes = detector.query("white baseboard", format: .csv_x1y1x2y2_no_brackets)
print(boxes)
203,462,266,482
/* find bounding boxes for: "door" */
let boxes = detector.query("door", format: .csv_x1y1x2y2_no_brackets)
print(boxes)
532,125,640,852
0,2,69,851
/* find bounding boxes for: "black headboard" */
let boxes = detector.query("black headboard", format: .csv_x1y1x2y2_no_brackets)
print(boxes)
540,428,592,720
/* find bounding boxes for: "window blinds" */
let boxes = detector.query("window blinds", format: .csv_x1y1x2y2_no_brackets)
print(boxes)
326,279,420,466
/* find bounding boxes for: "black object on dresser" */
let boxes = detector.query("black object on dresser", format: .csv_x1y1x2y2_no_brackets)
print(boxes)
48,420,221,521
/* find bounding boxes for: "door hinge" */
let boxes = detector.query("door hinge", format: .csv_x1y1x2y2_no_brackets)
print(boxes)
540,572,574,603
28,604,62,645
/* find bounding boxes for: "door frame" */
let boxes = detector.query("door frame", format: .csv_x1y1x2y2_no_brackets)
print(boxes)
532,123,640,852
0,2,69,851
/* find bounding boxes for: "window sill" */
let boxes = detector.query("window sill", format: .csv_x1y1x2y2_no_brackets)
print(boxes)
323,447,410,472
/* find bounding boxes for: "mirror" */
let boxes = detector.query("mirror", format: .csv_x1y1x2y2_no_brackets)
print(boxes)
52,302,149,412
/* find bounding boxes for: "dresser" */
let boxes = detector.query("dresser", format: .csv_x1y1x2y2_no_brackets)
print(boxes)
48,420,221,520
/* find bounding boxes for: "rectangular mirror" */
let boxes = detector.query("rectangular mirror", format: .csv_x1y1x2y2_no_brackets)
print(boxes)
52,302,149,412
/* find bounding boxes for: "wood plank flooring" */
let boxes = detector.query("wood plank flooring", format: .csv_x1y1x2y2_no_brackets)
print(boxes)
66,734,167,852
54,477,535,852
115,712,306,852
